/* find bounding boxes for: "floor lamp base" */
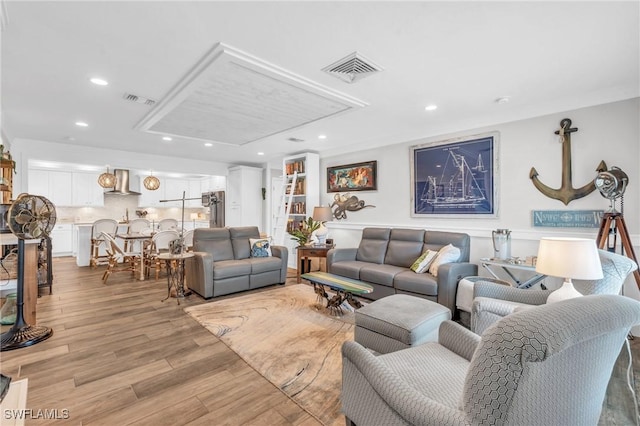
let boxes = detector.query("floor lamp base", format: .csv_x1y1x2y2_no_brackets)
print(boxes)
1,325,53,351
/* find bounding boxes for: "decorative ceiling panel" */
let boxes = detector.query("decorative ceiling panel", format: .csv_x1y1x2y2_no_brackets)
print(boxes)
135,42,368,145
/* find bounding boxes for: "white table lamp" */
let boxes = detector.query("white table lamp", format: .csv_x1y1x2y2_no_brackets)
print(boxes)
312,206,333,245
535,237,603,303
190,213,198,228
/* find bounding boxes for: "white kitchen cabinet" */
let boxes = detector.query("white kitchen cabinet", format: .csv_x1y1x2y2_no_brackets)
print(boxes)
164,178,189,207
28,169,73,206
50,224,73,256
226,166,263,230
201,176,226,193
187,179,202,207
138,176,165,207
72,172,104,206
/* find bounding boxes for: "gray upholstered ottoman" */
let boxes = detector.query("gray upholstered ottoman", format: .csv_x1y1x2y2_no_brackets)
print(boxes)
355,294,451,354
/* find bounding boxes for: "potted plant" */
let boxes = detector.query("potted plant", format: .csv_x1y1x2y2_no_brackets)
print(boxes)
290,216,321,246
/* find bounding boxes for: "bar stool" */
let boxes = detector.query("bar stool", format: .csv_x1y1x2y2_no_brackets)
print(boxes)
90,219,118,268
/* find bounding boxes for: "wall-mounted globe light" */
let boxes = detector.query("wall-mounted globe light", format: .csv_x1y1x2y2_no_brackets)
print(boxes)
97,167,116,188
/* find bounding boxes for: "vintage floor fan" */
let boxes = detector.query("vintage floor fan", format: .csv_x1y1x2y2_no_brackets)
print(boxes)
1,193,55,351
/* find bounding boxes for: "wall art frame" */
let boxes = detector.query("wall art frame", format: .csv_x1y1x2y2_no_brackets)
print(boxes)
327,160,377,193
410,132,499,217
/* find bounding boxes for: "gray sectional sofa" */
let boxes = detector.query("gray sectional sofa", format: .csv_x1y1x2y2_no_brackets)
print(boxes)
185,226,288,299
327,227,477,314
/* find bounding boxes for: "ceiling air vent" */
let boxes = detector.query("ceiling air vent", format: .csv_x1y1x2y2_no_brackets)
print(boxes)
287,137,305,143
123,93,157,106
322,51,383,84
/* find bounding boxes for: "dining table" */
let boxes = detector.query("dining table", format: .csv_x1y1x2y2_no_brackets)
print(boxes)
115,232,153,280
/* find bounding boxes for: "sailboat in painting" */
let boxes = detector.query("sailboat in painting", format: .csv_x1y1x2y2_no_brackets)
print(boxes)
419,148,487,210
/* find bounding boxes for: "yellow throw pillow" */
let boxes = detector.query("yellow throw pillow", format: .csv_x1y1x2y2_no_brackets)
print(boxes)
428,244,461,277
410,249,439,274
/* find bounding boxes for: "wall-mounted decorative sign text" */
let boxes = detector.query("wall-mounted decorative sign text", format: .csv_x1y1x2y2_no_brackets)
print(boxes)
532,210,604,228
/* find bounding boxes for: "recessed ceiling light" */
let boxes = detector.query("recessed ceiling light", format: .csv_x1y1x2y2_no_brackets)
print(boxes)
162,136,172,141
257,152,265,156
75,121,89,127
495,96,511,104
90,77,108,86
204,143,213,147
318,134,327,140
424,105,438,111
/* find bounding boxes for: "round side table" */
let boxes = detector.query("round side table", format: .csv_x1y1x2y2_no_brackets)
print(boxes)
158,252,194,305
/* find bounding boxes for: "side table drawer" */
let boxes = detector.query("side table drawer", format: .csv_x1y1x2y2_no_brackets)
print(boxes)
303,249,327,257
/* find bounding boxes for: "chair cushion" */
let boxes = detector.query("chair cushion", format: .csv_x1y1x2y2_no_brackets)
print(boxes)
359,264,406,287
229,226,261,259
329,260,368,280
393,270,438,296
194,228,234,261
356,228,391,264
213,259,252,279
250,257,282,274
384,229,426,268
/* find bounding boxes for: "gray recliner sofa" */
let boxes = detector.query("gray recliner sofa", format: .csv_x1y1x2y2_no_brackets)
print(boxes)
327,227,477,314
185,226,288,299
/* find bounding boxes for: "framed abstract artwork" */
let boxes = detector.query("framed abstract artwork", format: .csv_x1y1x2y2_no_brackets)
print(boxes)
410,132,499,217
327,161,377,192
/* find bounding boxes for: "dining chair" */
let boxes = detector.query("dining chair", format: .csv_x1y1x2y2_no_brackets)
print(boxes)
90,219,118,268
123,218,151,252
182,229,194,252
100,232,143,284
158,218,179,231
146,230,180,279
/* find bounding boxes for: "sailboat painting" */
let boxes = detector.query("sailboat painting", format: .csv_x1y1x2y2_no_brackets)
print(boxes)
410,133,498,217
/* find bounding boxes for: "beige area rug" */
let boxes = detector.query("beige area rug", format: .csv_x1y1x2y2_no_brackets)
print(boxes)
184,284,354,426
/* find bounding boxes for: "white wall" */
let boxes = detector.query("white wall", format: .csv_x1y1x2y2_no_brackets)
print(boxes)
11,138,232,194
319,98,640,303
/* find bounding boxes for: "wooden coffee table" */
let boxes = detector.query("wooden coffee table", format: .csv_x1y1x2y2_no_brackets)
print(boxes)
301,271,373,316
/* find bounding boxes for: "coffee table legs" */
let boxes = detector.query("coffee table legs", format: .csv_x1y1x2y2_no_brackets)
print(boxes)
312,282,361,316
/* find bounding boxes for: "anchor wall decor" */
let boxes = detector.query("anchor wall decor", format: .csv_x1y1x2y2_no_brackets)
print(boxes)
529,118,607,205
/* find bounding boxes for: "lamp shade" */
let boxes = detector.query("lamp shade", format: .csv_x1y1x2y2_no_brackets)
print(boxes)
535,238,603,280
97,168,116,188
143,175,160,191
190,213,199,220
312,206,333,222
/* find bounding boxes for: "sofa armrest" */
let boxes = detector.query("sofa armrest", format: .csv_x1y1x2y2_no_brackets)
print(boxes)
437,262,478,315
185,251,214,299
473,281,551,304
327,248,358,271
438,320,480,361
471,297,540,335
271,245,288,283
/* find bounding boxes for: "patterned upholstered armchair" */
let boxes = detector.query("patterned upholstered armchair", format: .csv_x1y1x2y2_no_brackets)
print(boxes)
471,250,638,334
341,294,640,426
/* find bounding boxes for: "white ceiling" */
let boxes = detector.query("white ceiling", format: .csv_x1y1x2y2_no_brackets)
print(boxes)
2,1,638,168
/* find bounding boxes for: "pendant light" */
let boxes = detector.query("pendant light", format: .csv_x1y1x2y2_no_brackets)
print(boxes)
143,171,160,191
97,167,116,188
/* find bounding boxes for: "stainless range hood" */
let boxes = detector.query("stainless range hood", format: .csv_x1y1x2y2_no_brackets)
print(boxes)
105,169,141,195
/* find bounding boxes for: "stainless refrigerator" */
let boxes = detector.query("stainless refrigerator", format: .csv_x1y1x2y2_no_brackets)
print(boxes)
202,191,225,228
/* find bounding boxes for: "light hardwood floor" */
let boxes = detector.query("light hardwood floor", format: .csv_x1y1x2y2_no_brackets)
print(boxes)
1,257,320,425
1,257,639,425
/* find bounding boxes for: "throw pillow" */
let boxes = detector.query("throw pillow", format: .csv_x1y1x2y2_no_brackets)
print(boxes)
410,249,438,274
428,244,461,277
250,238,272,258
